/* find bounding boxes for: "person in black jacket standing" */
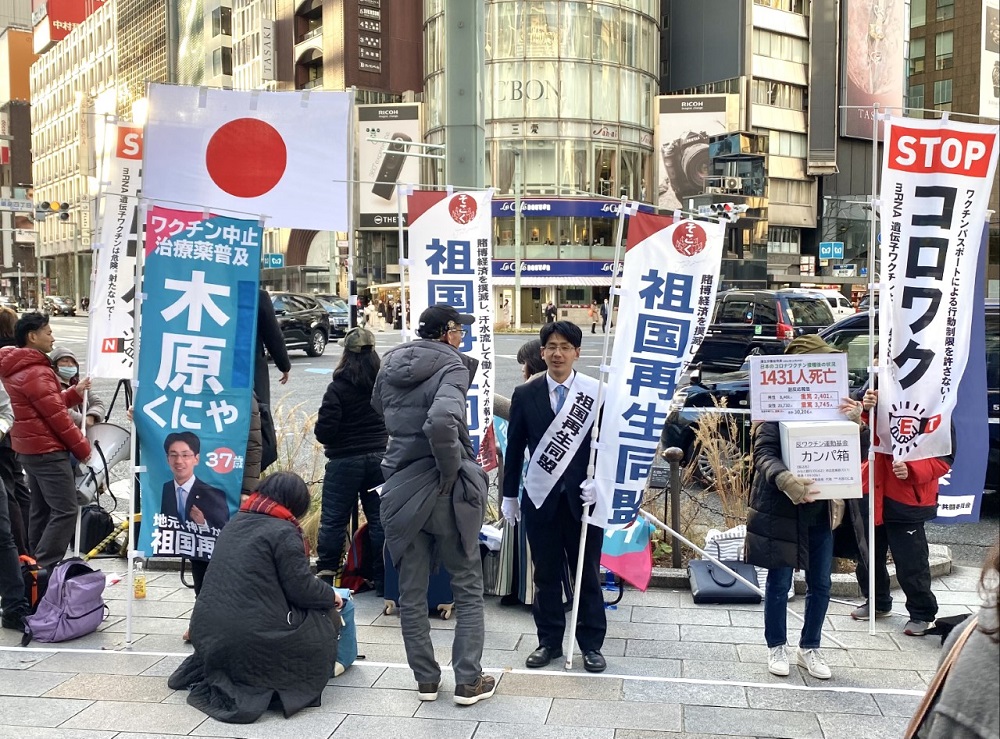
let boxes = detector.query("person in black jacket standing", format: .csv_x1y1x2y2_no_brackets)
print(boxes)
255,289,291,408
314,327,387,594
745,334,866,682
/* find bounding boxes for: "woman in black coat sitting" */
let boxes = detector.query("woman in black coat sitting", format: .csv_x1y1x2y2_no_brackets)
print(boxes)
169,472,342,723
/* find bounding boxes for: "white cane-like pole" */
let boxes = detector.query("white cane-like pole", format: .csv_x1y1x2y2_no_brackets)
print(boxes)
397,184,409,342
868,104,881,637
564,196,629,671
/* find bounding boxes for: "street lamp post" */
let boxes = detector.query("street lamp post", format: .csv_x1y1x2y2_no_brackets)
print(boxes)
511,147,522,330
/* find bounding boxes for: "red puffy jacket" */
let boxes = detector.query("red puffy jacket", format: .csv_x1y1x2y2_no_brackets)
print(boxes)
0,346,91,460
862,451,951,526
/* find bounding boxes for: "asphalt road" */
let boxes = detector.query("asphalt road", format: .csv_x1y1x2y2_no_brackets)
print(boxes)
46,316,999,566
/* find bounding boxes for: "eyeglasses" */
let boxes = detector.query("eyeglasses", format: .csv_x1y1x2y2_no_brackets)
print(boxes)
448,327,467,337
168,452,196,460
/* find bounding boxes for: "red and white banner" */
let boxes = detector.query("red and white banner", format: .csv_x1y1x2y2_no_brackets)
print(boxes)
592,213,726,529
406,190,496,467
87,123,143,379
142,84,351,231
877,116,999,461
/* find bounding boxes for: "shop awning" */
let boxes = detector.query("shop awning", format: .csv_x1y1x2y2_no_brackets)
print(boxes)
492,276,612,286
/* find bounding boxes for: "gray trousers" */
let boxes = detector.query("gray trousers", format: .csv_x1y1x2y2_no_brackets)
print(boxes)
20,451,77,569
396,494,485,686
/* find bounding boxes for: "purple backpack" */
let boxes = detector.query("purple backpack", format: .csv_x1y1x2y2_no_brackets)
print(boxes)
22,558,108,646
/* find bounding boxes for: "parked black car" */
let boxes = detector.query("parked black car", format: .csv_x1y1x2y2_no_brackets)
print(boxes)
270,292,330,356
692,289,835,371
663,302,1000,491
43,296,76,316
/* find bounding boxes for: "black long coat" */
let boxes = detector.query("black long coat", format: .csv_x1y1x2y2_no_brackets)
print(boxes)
745,422,828,571
168,512,339,723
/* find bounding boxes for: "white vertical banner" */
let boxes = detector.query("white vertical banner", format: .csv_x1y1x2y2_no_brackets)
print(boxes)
877,116,999,461
87,123,143,379
592,213,726,529
982,0,999,120
406,189,497,465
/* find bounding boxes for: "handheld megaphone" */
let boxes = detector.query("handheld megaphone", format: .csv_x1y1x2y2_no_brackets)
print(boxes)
75,422,131,506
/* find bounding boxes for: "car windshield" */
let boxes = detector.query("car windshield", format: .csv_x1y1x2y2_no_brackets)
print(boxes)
320,299,348,314
784,298,834,326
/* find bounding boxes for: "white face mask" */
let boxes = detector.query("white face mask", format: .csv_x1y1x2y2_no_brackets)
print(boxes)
57,365,78,380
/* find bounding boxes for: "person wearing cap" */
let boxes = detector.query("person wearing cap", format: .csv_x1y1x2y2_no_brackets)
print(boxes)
745,334,866,681
372,304,494,706
314,327,387,594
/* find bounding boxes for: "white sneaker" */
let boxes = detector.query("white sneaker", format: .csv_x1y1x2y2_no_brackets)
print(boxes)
796,648,832,679
767,645,789,676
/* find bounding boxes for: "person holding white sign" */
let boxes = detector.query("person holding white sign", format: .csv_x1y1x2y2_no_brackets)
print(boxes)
746,335,866,681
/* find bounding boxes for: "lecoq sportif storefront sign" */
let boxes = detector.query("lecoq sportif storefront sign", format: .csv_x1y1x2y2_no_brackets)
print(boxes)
493,199,656,218
492,260,623,277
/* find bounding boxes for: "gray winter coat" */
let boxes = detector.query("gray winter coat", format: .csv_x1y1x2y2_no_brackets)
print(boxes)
371,339,486,564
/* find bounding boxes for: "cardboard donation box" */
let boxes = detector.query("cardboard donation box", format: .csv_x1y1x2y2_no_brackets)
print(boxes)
779,421,862,500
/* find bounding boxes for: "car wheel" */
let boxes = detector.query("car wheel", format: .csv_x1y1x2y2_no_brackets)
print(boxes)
689,444,717,488
306,328,327,356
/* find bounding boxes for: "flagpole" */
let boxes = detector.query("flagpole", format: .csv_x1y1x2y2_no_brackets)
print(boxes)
564,195,629,671
396,183,408,342
124,198,147,650
347,87,358,329
868,103,880,637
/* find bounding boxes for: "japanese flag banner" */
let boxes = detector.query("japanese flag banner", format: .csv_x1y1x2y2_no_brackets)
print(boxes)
142,84,352,231
134,207,262,561
406,189,496,467
591,213,725,530
87,123,143,379
877,115,999,462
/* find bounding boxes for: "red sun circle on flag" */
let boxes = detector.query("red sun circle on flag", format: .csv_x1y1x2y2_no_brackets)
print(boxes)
205,118,287,199
448,194,478,224
672,222,708,257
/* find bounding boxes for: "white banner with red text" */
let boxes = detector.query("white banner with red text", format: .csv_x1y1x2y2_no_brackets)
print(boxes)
877,116,999,461
87,123,143,379
592,214,726,529
406,190,496,467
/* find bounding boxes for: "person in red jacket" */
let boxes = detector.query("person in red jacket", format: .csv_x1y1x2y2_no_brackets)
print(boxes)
852,388,952,636
0,313,91,568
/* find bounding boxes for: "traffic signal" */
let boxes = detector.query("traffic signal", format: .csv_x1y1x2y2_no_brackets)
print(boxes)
708,203,749,222
35,201,70,221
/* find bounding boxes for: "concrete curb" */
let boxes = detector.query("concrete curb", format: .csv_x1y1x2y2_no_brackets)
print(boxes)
650,544,953,598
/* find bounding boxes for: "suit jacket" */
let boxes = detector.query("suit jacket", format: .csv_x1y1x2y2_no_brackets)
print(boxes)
161,478,231,532
255,289,291,407
502,373,590,523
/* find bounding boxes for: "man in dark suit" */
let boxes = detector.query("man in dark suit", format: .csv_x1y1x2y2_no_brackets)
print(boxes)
501,321,607,672
160,431,230,532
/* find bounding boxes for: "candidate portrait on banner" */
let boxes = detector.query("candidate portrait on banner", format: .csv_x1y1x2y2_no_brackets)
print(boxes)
135,207,262,561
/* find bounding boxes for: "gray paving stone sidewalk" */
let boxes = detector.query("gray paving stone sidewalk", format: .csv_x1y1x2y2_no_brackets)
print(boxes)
0,559,986,738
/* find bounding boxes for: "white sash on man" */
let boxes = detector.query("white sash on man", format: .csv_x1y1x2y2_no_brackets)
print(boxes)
523,372,603,509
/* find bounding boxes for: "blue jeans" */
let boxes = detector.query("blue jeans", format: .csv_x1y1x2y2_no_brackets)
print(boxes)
316,452,385,583
764,521,833,650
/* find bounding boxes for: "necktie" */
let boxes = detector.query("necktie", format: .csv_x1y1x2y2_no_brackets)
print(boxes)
177,487,187,523
556,384,568,412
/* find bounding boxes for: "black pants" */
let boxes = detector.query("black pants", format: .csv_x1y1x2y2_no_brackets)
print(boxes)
20,451,77,569
0,478,28,617
855,520,937,622
189,557,209,596
523,494,606,652
0,445,30,556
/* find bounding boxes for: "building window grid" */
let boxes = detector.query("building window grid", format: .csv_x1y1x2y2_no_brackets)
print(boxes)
933,78,952,110
935,0,954,21
751,78,806,110
752,28,807,63
934,31,953,71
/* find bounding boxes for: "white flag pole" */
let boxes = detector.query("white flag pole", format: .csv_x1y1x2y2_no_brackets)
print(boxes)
868,104,880,637
397,184,409,342
124,198,147,649
564,195,629,671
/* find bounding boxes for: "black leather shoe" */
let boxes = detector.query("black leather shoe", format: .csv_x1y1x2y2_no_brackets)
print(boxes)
525,646,562,668
582,650,607,673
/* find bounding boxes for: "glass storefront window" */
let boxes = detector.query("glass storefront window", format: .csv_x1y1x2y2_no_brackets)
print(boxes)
594,147,617,196
559,62,590,119
620,11,638,68
524,1,559,56
492,60,525,119
619,148,640,199
525,60,559,118
559,140,589,195
619,69,641,124
524,141,558,194
493,2,522,58
560,2,591,58
591,64,619,121
592,6,620,63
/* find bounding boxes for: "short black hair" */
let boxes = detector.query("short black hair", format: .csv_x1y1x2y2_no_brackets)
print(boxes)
540,320,582,349
258,472,312,518
14,312,49,348
164,431,201,455
516,339,547,376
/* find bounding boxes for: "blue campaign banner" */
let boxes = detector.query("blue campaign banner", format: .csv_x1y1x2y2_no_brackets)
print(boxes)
934,226,989,524
492,198,656,219
135,207,262,559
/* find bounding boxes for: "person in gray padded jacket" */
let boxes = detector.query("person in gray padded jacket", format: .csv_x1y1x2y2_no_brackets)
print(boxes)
372,304,492,707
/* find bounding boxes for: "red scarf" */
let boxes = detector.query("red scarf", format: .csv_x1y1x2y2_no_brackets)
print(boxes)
240,493,310,555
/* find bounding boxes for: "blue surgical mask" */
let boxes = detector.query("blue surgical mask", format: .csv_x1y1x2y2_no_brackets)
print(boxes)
57,365,79,380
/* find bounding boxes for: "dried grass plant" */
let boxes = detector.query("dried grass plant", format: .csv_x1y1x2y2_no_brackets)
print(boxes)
689,397,753,530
